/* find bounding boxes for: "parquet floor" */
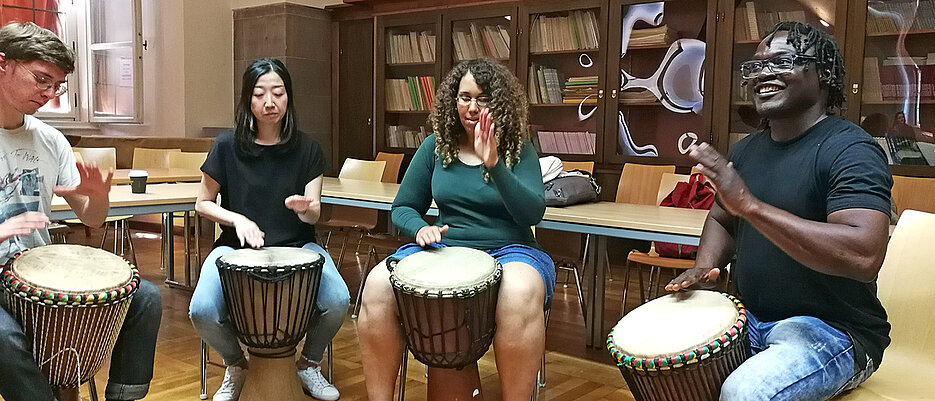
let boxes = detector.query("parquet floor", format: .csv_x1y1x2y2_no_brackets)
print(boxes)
1,223,666,401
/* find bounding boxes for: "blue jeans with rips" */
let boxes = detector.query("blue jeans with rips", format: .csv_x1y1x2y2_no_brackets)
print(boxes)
189,242,350,366
719,312,875,401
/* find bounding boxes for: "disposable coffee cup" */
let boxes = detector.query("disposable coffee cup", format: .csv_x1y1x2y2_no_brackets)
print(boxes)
129,170,148,193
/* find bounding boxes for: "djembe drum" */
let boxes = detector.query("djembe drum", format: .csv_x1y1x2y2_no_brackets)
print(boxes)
216,247,324,401
388,246,502,399
1,244,139,401
607,290,750,401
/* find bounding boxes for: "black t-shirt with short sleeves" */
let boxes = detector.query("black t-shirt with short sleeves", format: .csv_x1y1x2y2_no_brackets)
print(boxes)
202,131,327,249
728,116,892,368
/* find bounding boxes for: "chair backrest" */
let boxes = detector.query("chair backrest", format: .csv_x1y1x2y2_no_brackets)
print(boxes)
132,148,182,169
655,173,691,205
876,209,935,357
375,152,405,183
338,158,386,182
615,163,676,205
73,147,117,170
892,175,935,215
561,160,595,174
168,151,208,170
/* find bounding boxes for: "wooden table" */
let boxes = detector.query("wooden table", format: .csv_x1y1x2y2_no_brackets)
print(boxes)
110,168,202,185
52,182,203,290
322,177,709,347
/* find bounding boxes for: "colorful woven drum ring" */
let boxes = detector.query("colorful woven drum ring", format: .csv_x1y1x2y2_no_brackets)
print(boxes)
0,244,139,388
388,246,502,369
606,290,750,401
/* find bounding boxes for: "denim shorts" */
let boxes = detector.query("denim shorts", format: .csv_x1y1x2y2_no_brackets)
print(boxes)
390,243,555,308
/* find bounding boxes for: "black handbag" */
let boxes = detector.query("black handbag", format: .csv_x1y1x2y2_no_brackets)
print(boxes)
543,169,601,206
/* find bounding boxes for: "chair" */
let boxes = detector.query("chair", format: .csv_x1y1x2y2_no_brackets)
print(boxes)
168,151,208,170
622,172,696,313
65,147,137,265
835,210,935,400
615,163,677,205
132,147,181,169
317,158,387,293
560,160,595,173
375,152,405,183
73,147,117,170
892,175,935,216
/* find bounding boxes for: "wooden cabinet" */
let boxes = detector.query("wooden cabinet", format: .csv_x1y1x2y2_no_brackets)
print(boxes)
603,0,714,166
375,12,442,154
354,0,935,176
712,0,848,152
845,0,935,176
518,0,608,163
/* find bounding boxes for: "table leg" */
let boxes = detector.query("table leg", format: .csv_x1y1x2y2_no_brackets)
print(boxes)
183,211,192,286
163,212,174,282
583,235,597,347
589,236,607,348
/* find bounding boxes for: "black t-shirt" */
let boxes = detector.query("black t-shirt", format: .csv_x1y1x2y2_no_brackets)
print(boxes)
728,116,892,368
202,131,327,249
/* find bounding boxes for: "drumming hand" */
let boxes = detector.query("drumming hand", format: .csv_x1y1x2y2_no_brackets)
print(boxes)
665,267,721,292
53,162,114,198
688,143,756,217
415,224,449,247
473,108,498,168
0,212,50,242
233,216,265,248
284,195,319,213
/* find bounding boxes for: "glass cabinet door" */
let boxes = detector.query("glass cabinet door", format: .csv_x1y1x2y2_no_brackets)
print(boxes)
520,1,606,162
857,0,935,169
605,0,712,165
442,6,517,73
376,13,441,153
726,0,840,147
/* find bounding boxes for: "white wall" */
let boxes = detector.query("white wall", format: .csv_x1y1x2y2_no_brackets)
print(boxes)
100,1,339,138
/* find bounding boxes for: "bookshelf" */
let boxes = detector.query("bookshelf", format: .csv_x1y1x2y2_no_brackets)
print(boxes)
350,0,935,177
718,0,844,148
375,12,441,154
850,0,935,170
519,1,606,162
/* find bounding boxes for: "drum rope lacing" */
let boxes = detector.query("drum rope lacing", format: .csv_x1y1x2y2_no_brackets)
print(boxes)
1,247,137,388
606,293,748,371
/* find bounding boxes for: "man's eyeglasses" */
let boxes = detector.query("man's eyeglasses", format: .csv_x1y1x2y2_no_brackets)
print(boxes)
739,54,817,80
457,94,491,107
22,67,68,97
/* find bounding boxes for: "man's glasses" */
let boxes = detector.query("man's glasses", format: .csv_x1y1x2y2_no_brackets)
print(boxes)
22,67,68,97
739,54,817,80
457,94,491,107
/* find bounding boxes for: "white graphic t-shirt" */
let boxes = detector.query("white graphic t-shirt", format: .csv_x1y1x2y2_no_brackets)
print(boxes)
0,115,79,260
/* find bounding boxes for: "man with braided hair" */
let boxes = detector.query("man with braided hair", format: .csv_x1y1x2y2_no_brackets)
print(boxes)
666,21,892,400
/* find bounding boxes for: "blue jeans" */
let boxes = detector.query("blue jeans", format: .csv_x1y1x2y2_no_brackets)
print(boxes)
720,312,875,401
189,242,350,365
0,279,162,401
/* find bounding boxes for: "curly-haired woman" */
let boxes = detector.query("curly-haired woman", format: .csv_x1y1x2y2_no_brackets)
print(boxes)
357,58,554,401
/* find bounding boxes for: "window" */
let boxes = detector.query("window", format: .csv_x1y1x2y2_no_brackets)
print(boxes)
1,0,76,118
0,0,143,124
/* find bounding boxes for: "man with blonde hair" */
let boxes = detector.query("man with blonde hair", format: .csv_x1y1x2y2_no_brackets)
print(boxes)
0,21,161,401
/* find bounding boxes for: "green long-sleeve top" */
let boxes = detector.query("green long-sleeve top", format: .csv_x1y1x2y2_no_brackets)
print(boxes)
391,134,546,250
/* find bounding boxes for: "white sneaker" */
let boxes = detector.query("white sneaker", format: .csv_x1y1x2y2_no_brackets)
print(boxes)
298,365,340,400
213,365,247,401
